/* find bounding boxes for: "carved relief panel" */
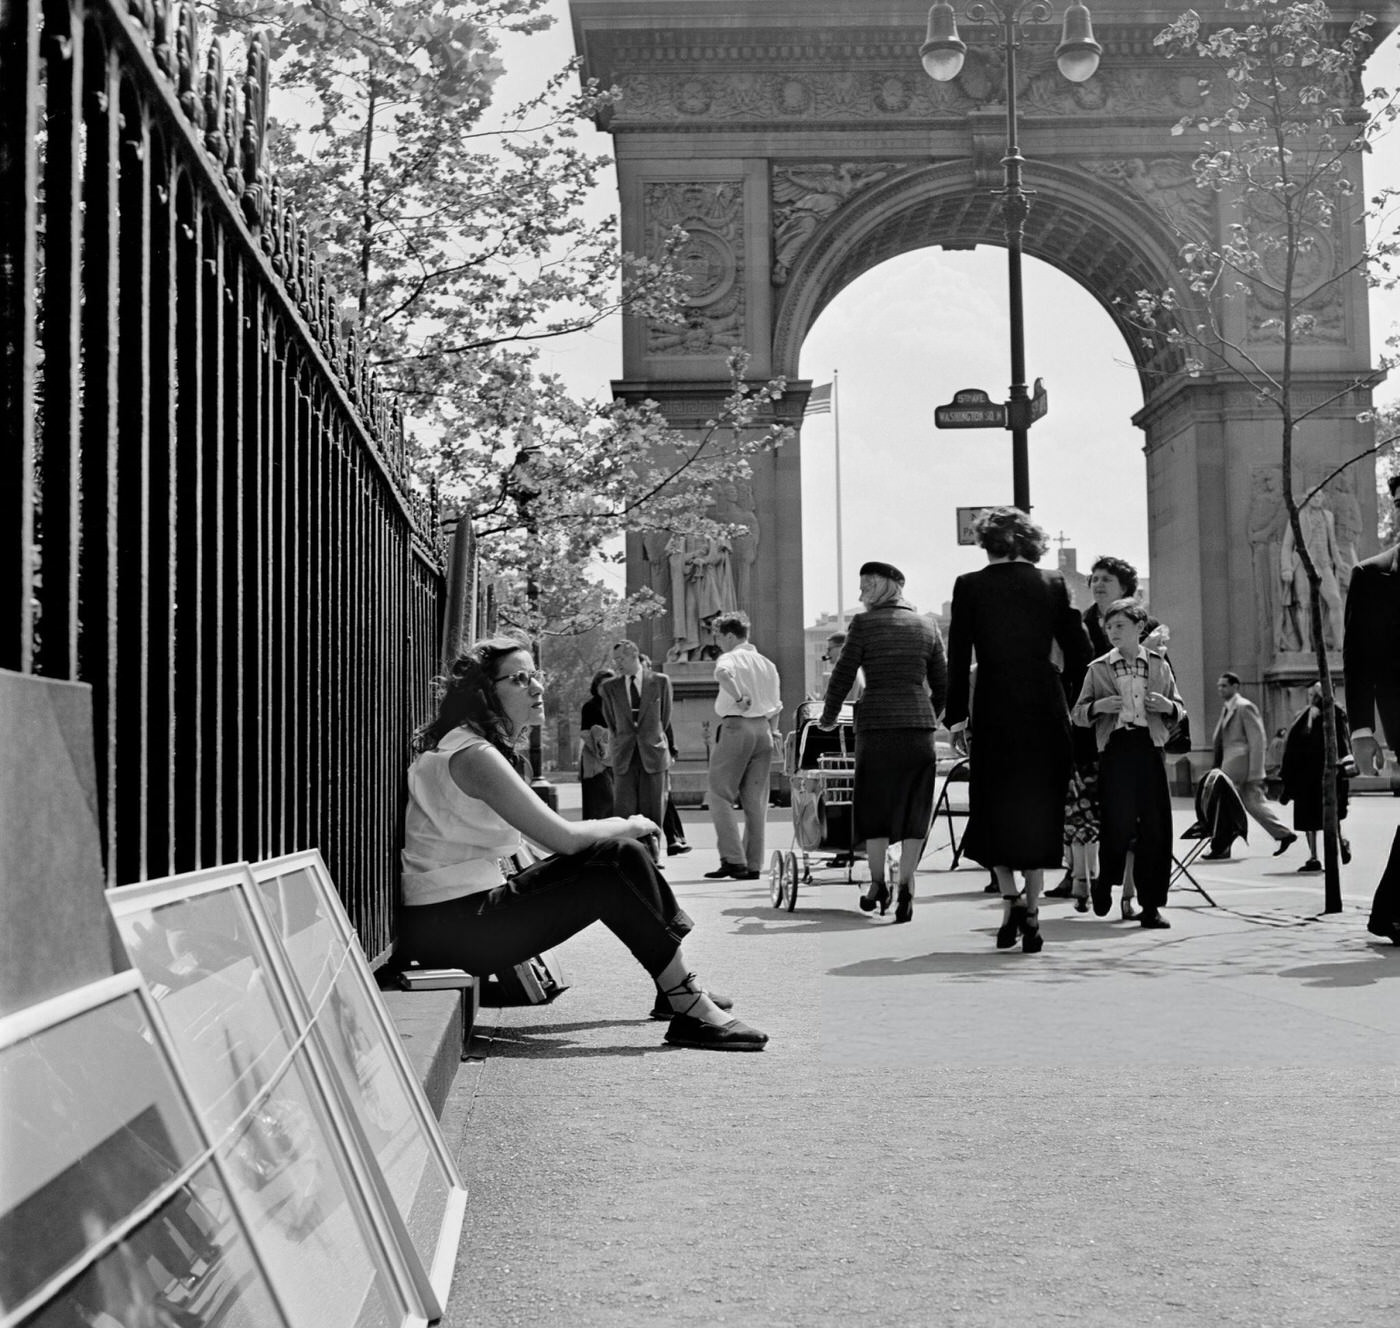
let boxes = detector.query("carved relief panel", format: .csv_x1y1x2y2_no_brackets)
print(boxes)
1240,192,1351,346
1082,158,1216,249
770,164,900,285
643,181,746,357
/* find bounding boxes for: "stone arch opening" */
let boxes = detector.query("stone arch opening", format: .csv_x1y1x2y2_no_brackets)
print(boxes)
773,160,1194,398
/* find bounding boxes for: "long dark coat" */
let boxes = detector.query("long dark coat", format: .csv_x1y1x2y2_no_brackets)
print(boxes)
1279,702,1351,831
945,562,1091,869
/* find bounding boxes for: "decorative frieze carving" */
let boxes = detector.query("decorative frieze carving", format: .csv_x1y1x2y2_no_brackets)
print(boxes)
771,164,900,285
644,181,746,356
611,61,1201,125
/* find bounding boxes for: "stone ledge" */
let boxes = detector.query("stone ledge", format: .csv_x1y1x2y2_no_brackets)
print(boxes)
376,986,475,1118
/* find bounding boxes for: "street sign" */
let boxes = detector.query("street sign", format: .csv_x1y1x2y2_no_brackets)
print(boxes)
956,506,997,546
1005,378,1049,431
1029,377,1047,422
935,388,1006,429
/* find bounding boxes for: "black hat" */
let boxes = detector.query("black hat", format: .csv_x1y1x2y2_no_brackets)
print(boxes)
859,560,904,583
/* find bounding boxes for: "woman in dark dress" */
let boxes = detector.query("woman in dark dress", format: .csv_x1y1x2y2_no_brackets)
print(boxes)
818,561,948,923
579,669,615,819
944,509,1091,953
1279,680,1353,871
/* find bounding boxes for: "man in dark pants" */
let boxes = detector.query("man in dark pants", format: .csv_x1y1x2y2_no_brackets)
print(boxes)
1347,473,1400,943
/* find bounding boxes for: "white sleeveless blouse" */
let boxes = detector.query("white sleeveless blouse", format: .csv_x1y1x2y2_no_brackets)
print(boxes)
401,728,523,906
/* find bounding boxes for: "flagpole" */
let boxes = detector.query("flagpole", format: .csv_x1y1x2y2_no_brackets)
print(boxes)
833,370,845,630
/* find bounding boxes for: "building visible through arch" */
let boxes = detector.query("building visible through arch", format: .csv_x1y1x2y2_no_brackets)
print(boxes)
570,0,1390,770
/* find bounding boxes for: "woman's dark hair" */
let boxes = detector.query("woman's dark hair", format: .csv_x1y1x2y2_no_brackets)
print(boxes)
1090,555,1139,598
975,507,1049,563
588,668,614,700
413,635,531,759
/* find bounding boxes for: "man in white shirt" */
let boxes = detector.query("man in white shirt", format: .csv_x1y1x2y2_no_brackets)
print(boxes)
703,612,783,881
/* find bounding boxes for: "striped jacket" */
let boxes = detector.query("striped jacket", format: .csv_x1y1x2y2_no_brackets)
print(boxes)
820,604,948,731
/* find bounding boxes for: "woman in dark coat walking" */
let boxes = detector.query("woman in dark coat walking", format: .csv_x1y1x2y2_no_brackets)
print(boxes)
819,561,948,922
1279,680,1353,871
944,508,1091,953
578,669,616,819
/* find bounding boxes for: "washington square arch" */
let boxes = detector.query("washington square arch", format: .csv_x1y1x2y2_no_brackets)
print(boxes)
568,0,1392,780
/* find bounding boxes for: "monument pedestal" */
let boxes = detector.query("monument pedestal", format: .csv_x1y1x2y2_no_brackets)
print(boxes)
659,661,786,807
1263,652,1342,740
663,662,721,807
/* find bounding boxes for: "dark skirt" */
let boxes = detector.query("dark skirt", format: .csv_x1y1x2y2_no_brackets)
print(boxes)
853,728,939,842
961,662,1071,869
580,769,615,819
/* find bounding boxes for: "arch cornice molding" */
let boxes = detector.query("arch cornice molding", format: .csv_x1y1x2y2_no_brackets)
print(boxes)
769,158,1204,394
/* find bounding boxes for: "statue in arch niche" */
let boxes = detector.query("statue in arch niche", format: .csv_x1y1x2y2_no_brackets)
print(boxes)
1278,494,1350,653
639,484,760,662
1249,466,1359,656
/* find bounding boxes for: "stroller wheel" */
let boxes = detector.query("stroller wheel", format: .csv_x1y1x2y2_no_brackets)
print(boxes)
784,851,800,912
769,851,786,909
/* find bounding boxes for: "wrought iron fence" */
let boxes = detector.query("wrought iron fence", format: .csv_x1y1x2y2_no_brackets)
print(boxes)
1,0,456,956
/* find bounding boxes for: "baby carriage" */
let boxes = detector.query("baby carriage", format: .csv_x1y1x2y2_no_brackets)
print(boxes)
770,700,860,911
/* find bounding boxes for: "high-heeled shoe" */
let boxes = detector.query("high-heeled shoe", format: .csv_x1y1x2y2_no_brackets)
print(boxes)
1021,911,1044,954
859,881,891,914
995,895,1026,949
893,887,914,924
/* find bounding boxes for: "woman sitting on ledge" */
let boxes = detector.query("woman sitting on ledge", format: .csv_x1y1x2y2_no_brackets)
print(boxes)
397,637,768,1052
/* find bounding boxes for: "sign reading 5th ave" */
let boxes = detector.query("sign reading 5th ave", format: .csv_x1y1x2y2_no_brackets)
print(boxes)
934,388,1005,429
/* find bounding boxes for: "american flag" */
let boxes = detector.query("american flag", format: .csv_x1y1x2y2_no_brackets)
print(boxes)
804,382,832,416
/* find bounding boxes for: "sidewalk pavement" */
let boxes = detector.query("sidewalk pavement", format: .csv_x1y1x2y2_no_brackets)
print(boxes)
435,789,1399,1327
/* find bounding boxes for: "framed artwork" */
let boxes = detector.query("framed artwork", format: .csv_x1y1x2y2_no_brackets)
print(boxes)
106,866,437,1327
249,851,467,1307
0,969,291,1328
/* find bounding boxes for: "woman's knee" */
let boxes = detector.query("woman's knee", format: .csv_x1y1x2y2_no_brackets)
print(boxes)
578,835,654,875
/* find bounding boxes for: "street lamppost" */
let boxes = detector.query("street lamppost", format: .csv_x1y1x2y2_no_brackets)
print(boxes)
921,2,1101,513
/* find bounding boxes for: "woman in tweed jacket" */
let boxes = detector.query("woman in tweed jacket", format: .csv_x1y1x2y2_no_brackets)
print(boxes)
820,561,948,922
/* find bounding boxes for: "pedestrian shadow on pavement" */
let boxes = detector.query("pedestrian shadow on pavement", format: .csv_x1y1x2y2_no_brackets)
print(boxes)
826,929,1400,987
470,1018,675,1058
724,904,881,934
1274,952,1400,988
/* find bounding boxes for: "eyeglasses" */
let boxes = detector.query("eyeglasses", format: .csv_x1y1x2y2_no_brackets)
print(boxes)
494,668,546,688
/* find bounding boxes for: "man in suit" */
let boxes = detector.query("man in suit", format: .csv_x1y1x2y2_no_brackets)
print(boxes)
1203,672,1297,860
599,640,673,831
1348,472,1400,942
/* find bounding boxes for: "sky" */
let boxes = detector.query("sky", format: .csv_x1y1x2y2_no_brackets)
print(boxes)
493,2,1400,626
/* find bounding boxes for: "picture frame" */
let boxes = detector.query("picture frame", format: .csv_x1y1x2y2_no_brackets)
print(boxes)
248,851,467,1308
106,865,438,1326
0,969,292,1328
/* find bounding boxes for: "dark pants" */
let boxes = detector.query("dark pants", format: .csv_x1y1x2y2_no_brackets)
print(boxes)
613,761,667,827
1098,728,1173,911
663,794,687,849
397,838,693,979
1370,827,1400,929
